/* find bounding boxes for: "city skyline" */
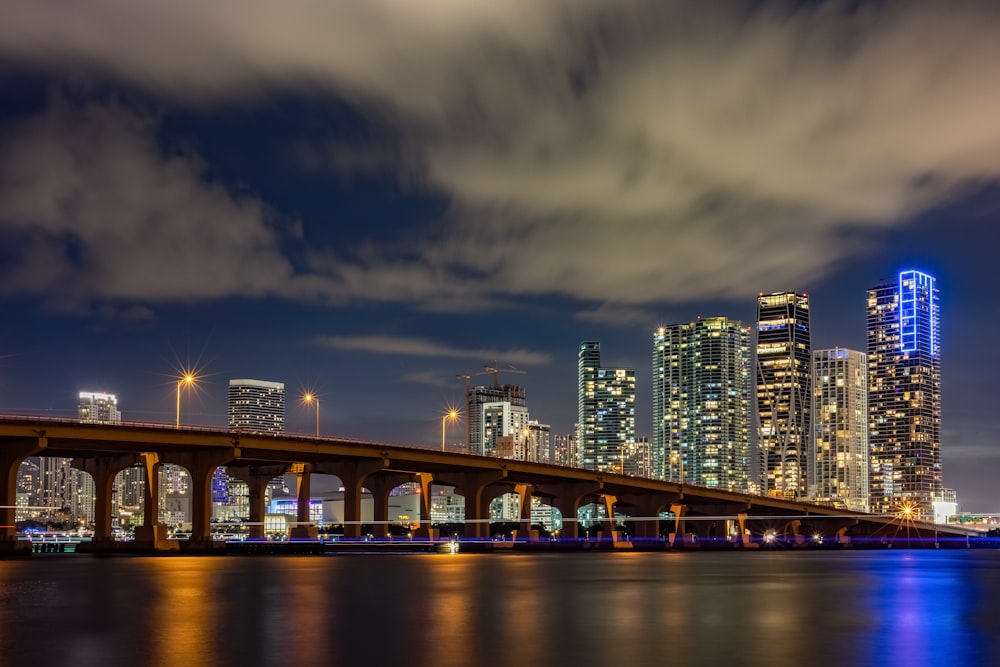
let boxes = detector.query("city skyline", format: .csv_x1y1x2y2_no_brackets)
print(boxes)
1,2,999,513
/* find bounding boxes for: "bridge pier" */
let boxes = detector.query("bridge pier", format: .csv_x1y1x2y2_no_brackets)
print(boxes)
165,449,239,546
536,481,604,541
319,459,388,539
289,463,318,539
227,464,288,539
131,452,175,550
0,436,46,552
439,470,507,540
73,455,138,543
366,472,417,539
514,483,537,543
412,473,437,541
668,503,687,548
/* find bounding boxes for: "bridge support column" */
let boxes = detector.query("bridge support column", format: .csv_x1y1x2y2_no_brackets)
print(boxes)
0,436,46,551
73,455,137,543
537,481,603,542
668,503,687,549
365,472,415,539
132,452,174,550
514,483,537,543
601,494,618,547
319,459,388,539
289,463,317,539
165,449,240,547
440,470,507,540
412,473,438,541
227,464,287,539
737,512,752,548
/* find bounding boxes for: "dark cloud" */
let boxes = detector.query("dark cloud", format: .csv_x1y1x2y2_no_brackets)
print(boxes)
2,1,1000,308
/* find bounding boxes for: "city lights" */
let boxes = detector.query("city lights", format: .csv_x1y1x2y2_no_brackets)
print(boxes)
303,393,320,436
442,409,459,452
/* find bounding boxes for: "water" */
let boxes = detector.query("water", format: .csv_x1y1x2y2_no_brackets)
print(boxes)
1,550,999,667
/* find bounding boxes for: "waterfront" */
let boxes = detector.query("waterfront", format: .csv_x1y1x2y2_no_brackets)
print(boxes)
1,550,998,667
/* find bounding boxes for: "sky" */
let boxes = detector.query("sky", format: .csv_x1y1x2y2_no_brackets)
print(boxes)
0,1,998,511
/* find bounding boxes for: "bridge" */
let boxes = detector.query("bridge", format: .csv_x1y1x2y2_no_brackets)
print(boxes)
0,415,978,554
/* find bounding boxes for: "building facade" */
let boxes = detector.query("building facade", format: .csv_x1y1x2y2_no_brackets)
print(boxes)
466,385,527,456
78,391,121,424
756,292,812,500
578,342,636,474
653,318,751,491
228,379,285,432
481,401,531,459
867,270,941,518
812,348,869,512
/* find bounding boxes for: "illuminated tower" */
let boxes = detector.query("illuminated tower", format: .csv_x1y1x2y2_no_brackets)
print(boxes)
578,342,636,474
867,270,941,518
228,379,285,432
468,385,526,456
812,348,869,512
756,292,811,500
78,391,121,424
653,318,751,491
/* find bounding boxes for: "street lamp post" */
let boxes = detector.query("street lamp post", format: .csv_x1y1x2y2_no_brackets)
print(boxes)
175,374,195,427
303,393,320,436
671,452,686,485
442,410,459,452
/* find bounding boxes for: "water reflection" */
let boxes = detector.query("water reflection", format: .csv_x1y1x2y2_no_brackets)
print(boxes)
0,550,997,667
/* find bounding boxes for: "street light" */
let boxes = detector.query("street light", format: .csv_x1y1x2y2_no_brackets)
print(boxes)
441,409,459,452
175,373,195,427
671,452,686,485
303,393,320,436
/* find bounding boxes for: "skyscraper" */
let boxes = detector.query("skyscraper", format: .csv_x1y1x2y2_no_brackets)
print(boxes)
756,292,811,500
466,384,526,456
812,348,869,512
228,379,285,432
578,342,636,474
481,400,531,459
653,318,751,491
867,270,941,518
78,391,121,424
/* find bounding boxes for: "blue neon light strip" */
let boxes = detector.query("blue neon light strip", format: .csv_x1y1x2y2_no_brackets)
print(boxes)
898,270,938,357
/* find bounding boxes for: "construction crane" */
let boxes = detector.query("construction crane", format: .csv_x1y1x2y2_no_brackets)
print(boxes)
483,363,527,388
455,364,528,453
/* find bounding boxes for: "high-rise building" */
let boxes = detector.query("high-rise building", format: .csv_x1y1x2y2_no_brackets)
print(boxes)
653,318,751,491
78,391,121,424
812,348,869,512
553,433,577,467
756,292,812,500
466,385,526,455
525,420,552,464
867,270,941,518
578,342,636,474
228,379,285,432
482,401,531,459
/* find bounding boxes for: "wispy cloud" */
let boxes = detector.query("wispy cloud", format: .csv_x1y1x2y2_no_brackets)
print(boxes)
314,335,551,366
575,303,656,327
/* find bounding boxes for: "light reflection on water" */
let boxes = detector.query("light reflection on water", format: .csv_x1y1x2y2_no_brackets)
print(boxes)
0,550,997,667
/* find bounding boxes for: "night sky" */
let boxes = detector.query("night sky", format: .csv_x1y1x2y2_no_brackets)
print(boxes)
1,2,998,511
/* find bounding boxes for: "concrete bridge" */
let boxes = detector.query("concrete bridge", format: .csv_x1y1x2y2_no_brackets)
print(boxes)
0,416,977,553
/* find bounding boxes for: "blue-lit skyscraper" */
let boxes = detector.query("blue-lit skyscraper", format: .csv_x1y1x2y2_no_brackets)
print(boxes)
867,270,941,518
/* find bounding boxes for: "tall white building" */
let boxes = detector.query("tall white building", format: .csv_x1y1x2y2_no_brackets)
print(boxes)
812,348,869,512
482,401,531,459
78,391,122,424
228,379,285,432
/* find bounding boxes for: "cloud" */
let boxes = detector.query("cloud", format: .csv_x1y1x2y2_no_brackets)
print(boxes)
575,303,657,327
3,2,1000,309
0,97,302,306
314,335,551,366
